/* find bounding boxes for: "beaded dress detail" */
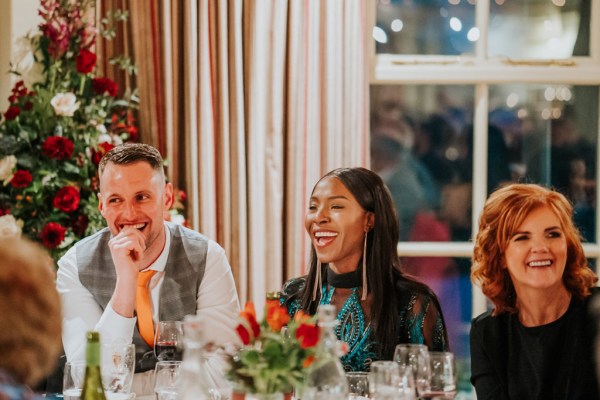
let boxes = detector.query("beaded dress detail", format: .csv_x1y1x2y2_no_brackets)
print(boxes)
282,267,448,372
286,267,376,371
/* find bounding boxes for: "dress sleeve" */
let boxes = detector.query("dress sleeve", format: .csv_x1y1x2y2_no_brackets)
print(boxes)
405,291,448,351
470,318,509,400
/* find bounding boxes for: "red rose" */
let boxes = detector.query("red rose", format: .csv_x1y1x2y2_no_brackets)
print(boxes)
91,142,115,166
92,77,118,97
178,190,187,202
53,186,80,212
76,49,97,74
71,214,89,236
40,222,67,249
10,170,32,188
3,106,21,121
42,136,74,160
235,324,251,345
296,323,320,349
0,207,9,216
99,142,115,153
24,101,33,111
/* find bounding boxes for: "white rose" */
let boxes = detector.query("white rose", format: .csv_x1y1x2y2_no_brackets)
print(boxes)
0,215,22,238
0,155,17,181
98,133,112,143
51,92,80,117
111,134,123,145
96,124,108,134
11,34,44,87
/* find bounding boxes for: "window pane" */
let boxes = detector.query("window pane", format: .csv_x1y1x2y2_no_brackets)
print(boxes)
401,256,473,395
489,0,590,58
488,84,598,242
370,85,474,242
375,0,476,55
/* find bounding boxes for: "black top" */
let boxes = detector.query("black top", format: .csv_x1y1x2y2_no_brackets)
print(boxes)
470,289,600,400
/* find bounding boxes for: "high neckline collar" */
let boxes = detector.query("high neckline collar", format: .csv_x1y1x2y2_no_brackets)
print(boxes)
327,265,362,288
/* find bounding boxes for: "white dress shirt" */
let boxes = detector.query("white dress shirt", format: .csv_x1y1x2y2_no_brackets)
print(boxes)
56,223,241,395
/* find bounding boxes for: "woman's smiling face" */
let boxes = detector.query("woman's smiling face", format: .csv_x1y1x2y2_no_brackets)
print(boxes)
305,176,373,273
503,205,568,295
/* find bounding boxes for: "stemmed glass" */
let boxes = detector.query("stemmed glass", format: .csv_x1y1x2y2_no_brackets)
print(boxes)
154,361,182,400
394,344,431,396
155,321,184,361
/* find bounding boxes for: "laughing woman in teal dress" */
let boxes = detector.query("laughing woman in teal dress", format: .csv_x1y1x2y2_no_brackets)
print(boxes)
281,167,448,372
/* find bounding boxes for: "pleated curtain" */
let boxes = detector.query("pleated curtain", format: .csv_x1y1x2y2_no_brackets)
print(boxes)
101,0,369,310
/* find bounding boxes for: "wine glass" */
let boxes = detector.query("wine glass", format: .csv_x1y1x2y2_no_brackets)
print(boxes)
155,320,184,361
394,344,431,395
154,361,182,400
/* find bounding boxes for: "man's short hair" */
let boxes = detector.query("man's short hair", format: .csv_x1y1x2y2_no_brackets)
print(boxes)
99,143,164,176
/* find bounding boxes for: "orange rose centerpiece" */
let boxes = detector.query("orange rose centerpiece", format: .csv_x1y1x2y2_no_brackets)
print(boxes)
227,297,321,397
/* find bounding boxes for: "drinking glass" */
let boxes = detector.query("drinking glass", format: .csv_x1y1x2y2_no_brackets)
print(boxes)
63,361,86,400
369,360,415,400
346,371,369,399
393,344,431,395
155,321,184,361
101,343,136,397
154,360,182,400
421,352,457,399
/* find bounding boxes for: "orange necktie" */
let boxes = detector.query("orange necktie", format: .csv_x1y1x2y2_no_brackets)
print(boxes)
136,270,157,347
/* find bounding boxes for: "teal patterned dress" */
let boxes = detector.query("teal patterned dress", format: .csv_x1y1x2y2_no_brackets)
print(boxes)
281,267,448,372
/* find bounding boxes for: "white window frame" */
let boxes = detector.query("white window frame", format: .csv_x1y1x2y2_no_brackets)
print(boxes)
368,1,600,317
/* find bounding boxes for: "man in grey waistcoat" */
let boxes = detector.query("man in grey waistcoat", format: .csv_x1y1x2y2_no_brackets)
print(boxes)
56,143,240,395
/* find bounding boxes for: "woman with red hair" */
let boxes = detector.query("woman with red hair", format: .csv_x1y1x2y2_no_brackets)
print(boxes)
471,183,599,399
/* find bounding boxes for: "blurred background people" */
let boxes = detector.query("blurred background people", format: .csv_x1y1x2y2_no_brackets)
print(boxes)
470,183,599,399
0,236,62,399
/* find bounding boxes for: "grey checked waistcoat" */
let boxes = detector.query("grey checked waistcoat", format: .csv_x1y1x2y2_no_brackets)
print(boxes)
75,221,208,372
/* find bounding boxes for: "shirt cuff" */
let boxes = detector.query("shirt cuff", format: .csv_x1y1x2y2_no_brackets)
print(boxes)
98,302,137,344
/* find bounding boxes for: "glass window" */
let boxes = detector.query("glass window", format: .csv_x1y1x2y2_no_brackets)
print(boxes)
489,84,598,241
489,0,590,58
374,0,476,55
370,85,474,242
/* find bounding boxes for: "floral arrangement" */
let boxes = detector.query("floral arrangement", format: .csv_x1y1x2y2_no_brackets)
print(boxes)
228,298,321,395
0,0,138,259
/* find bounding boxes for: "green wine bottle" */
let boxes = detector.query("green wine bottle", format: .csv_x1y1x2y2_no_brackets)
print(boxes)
81,331,107,400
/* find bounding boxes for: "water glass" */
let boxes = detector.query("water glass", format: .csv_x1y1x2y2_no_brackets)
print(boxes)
154,360,182,400
63,361,86,400
369,360,415,400
346,371,369,399
423,352,457,399
101,343,135,396
155,321,184,361
393,344,431,395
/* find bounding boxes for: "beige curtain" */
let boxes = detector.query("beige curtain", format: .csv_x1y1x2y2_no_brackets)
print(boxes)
128,0,369,310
